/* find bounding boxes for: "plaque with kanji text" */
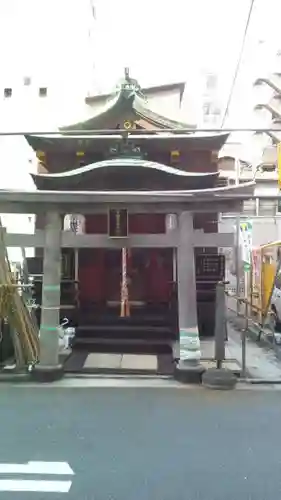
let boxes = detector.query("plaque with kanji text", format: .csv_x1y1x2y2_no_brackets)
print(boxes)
108,209,128,238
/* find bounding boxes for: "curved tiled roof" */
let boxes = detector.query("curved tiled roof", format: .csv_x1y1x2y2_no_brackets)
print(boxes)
31,158,219,180
31,158,220,191
60,74,195,132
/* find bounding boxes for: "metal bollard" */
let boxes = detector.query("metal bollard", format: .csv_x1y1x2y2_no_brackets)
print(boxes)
202,280,237,389
214,281,228,369
241,299,248,378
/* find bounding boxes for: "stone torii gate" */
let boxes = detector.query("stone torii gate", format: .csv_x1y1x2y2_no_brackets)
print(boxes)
0,184,255,381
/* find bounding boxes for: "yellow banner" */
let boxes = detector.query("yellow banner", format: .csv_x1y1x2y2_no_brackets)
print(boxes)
278,143,281,187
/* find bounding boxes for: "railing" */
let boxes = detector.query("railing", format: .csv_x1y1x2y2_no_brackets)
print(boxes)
224,287,281,379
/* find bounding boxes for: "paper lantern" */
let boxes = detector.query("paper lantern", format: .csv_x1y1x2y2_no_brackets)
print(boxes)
64,214,85,234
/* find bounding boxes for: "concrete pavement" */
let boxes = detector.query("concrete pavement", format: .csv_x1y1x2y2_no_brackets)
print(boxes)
1,386,281,498
228,312,281,380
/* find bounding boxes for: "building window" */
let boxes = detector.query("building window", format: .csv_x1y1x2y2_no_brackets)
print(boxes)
39,87,47,97
4,88,12,98
203,102,211,115
23,76,31,86
213,106,221,116
206,73,217,90
259,199,278,216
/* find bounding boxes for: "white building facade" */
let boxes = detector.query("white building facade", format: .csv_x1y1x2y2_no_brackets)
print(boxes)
0,0,97,261
218,35,281,248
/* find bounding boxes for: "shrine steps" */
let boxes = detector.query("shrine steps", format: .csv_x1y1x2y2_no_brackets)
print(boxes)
69,304,177,372
72,323,175,353
66,304,176,374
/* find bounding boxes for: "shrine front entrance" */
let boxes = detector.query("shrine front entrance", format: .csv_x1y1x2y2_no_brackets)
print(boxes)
78,248,174,309
74,247,176,356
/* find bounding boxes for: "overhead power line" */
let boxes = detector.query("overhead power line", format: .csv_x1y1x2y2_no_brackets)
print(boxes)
221,0,256,127
0,127,281,136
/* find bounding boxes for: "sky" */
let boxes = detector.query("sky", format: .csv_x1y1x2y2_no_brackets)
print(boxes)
0,0,253,90
93,0,252,92
226,0,281,125
0,0,94,87
0,0,280,127
0,0,279,102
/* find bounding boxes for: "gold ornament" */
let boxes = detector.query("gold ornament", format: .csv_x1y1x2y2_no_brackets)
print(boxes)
124,120,133,130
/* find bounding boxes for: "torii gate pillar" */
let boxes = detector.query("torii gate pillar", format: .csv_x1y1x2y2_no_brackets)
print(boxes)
31,211,64,382
175,211,205,382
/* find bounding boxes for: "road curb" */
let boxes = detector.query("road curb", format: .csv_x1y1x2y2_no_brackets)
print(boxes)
239,377,281,384
0,372,31,383
202,367,237,390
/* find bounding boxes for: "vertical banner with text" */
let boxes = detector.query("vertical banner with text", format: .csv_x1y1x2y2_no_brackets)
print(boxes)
239,221,253,272
278,143,281,212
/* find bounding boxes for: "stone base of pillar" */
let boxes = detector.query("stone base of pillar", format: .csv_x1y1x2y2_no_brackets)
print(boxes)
174,360,205,384
202,368,237,390
30,364,64,383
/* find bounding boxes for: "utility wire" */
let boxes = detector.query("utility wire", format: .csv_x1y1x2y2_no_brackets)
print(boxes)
0,127,281,136
221,0,256,127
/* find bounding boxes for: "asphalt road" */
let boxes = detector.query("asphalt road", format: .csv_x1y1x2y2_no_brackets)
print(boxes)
1,386,281,499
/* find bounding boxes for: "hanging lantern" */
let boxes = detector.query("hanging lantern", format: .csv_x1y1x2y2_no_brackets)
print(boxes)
64,214,85,234
165,213,178,232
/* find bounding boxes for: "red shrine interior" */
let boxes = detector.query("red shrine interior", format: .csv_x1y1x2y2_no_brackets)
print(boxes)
77,214,174,309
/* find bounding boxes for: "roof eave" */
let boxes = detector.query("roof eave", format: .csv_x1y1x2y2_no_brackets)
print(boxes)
59,91,124,132
24,131,230,155
133,97,195,130
0,181,256,206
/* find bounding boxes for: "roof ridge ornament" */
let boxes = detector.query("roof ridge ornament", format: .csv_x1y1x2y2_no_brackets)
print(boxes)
115,67,147,101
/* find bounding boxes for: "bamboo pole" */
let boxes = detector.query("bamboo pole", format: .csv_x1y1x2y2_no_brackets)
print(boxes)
0,227,39,368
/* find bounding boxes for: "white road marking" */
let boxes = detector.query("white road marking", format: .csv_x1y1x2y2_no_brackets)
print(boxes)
0,480,72,493
0,461,74,475
0,461,74,493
